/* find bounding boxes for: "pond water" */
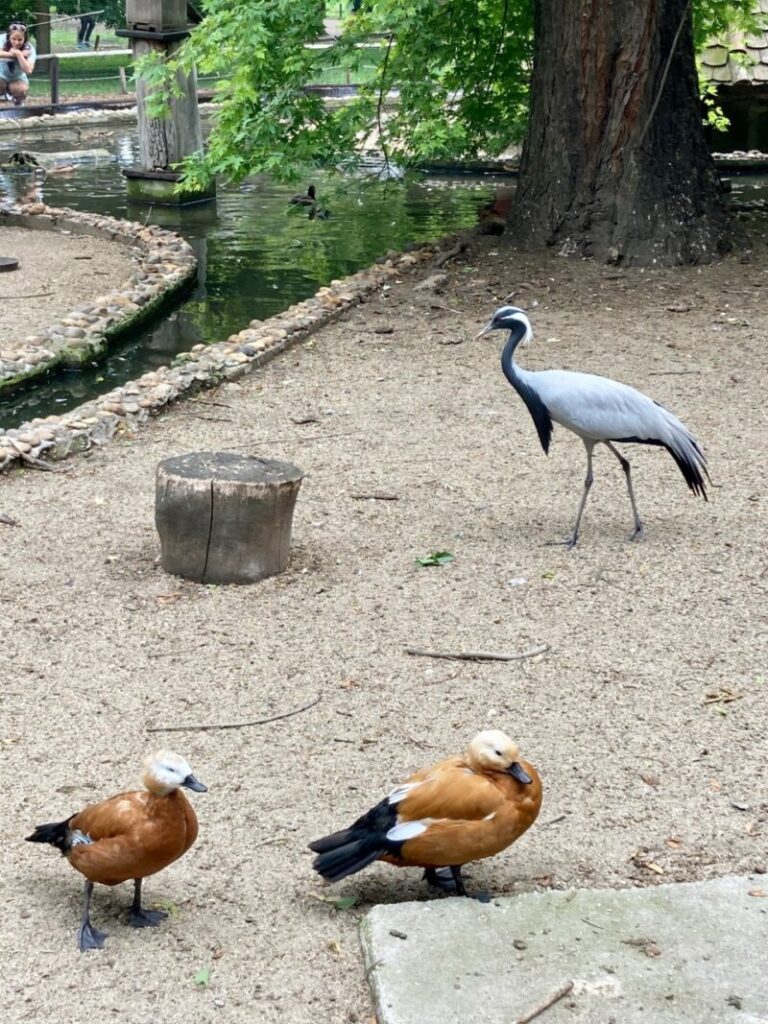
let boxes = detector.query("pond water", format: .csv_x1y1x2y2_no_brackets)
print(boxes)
0,127,502,428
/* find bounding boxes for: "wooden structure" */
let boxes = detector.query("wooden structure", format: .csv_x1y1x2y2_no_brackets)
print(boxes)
155,452,304,584
118,0,214,204
701,1,768,151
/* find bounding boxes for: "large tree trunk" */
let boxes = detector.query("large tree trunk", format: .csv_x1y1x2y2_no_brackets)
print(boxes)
513,0,738,266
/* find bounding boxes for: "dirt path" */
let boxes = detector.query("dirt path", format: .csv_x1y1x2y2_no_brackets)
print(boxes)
0,226,766,1024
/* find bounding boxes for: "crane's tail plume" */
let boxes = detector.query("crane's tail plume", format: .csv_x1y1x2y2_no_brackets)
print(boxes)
666,437,709,499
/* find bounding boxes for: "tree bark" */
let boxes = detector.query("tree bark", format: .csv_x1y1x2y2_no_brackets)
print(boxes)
513,0,738,266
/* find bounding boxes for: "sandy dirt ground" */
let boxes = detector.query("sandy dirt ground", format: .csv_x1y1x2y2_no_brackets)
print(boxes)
0,221,766,1024
0,225,135,341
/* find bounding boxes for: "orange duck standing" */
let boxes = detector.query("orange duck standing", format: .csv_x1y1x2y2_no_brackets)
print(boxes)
26,750,207,951
310,730,541,900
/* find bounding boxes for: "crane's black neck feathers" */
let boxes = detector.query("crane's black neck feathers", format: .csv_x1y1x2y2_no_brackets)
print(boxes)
501,324,553,454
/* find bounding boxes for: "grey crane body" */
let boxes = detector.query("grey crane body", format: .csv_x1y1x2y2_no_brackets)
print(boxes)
476,306,709,546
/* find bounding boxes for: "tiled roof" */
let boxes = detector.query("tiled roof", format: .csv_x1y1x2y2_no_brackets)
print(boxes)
701,0,768,84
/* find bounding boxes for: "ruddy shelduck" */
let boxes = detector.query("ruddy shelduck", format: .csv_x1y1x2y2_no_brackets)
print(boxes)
26,750,207,951
310,730,541,899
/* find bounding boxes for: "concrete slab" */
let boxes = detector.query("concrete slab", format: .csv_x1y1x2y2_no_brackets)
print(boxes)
360,875,768,1024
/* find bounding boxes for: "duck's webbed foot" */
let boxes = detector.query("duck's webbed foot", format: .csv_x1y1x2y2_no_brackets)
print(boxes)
129,878,168,929
130,907,168,929
77,880,107,951
77,919,108,951
424,866,492,903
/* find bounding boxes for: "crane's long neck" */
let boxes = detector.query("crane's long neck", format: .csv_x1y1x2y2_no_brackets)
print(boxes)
500,325,553,454
500,323,528,390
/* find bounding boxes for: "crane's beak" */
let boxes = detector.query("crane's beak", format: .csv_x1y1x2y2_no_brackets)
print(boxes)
474,319,494,340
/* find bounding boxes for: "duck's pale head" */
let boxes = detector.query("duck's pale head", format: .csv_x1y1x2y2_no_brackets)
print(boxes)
467,730,532,784
142,750,208,796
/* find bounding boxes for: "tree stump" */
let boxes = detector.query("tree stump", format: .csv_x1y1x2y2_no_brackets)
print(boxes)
155,452,304,584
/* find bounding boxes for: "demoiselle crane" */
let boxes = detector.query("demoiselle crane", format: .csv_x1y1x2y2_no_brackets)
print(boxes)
475,306,709,547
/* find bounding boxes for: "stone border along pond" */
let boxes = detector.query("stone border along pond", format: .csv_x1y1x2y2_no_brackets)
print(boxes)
0,200,441,473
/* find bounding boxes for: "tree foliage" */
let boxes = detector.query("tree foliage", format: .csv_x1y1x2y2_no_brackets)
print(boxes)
141,0,762,191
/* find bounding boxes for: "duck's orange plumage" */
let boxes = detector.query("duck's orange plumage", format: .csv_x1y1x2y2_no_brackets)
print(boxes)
26,750,207,951
310,730,541,898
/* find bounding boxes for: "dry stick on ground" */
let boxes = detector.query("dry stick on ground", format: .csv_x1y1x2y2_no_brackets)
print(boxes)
147,695,321,733
350,492,399,501
433,238,468,268
513,981,574,1024
0,290,52,299
405,643,549,663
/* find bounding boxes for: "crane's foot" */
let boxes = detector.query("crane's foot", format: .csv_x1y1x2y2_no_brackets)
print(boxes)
545,534,578,550
627,523,645,543
77,920,107,951
424,867,492,903
129,907,168,929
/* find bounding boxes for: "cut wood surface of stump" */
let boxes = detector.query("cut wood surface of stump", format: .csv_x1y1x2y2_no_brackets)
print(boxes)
155,452,304,584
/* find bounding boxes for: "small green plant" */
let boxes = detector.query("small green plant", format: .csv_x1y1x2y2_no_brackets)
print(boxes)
416,551,455,567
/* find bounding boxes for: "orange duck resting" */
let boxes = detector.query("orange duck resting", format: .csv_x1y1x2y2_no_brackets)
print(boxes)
26,750,207,952
310,730,541,900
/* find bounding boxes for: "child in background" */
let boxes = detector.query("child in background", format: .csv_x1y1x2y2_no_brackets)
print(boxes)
0,22,36,107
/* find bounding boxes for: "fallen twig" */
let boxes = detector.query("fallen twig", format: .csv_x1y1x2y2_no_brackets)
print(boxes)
513,981,574,1024
0,290,52,299
147,695,321,733
433,239,468,268
541,814,567,827
648,369,701,376
405,643,549,663
365,957,385,980
350,492,399,501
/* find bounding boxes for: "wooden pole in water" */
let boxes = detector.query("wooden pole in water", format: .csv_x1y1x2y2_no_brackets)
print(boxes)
119,0,215,204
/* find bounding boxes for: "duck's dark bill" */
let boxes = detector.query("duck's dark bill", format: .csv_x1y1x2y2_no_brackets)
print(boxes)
507,762,532,784
182,774,208,792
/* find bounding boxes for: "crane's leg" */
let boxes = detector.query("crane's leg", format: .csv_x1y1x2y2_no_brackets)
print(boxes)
604,441,644,540
76,880,107,951
548,440,594,548
129,877,169,928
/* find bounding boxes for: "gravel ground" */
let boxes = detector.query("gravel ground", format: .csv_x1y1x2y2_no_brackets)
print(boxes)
0,223,766,1024
0,225,134,342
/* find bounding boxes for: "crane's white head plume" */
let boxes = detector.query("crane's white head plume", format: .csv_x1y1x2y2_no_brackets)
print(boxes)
475,306,533,344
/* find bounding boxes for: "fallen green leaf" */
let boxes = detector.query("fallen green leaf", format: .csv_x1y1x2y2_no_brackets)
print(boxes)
541,571,556,580
153,898,179,916
194,967,211,988
416,550,455,567
334,895,359,911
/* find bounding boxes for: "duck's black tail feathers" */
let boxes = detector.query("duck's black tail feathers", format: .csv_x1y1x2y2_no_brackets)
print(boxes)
25,817,74,855
309,797,398,882
311,838,387,883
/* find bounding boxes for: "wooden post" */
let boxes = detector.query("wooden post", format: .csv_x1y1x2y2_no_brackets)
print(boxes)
50,56,59,105
155,452,305,584
120,0,214,204
118,65,128,93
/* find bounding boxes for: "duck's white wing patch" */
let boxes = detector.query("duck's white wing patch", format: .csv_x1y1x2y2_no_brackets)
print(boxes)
387,782,422,805
386,819,429,842
70,830,93,846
